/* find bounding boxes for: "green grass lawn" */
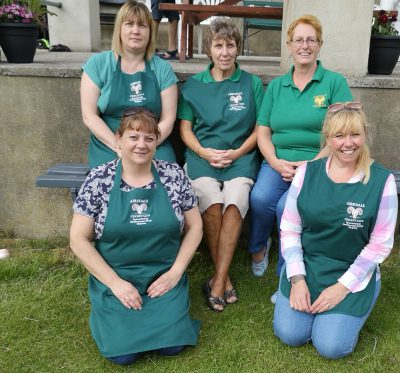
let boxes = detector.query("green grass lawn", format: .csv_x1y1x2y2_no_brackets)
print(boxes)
0,232,399,373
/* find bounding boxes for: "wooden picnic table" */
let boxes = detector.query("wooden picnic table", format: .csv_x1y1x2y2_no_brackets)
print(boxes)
159,0,283,62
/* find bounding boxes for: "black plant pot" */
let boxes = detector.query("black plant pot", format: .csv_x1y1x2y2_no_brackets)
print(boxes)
0,23,39,63
368,34,400,75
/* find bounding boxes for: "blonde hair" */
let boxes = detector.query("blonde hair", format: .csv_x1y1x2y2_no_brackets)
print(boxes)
322,105,372,184
111,0,155,60
203,18,242,59
118,108,160,139
286,14,323,43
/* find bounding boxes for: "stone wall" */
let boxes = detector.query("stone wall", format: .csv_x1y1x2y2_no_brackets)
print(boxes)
0,67,399,238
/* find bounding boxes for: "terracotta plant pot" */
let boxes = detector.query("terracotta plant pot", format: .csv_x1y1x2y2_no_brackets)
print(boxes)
368,34,400,75
0,22,39,63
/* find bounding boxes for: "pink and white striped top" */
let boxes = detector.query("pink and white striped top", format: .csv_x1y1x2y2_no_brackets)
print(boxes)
280,156,398,292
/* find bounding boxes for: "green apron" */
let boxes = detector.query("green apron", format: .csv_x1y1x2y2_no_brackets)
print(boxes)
88,57,176,169
281,159,390,316
89,160,200,357
180,69,258,181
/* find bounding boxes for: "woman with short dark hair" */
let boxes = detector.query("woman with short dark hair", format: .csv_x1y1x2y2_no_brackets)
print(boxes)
70,108,201,364
178,18,264,312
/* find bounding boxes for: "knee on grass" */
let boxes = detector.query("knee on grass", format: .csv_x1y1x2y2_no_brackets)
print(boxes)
313,337,356,360
273,323,310,347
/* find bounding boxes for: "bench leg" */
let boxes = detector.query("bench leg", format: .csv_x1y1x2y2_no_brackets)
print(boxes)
179,11,188,62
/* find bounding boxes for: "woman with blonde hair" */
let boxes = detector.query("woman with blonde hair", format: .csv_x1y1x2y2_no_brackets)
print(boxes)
248,15,353,302
273,103,398,359
81,0,177,168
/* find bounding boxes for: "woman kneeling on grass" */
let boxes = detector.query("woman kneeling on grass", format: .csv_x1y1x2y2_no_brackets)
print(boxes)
70,108,202,365
274,102,398,359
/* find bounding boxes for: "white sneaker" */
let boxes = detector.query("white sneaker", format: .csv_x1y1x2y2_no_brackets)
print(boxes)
270,290,278,304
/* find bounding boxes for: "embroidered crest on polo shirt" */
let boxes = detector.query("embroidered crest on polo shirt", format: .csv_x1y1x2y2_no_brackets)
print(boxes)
313,94,327,107
228,92,246,111
129,81,147,103
130,199,152,225
343,202,365,230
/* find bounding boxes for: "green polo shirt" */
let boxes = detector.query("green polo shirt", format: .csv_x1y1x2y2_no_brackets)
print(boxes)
177,63,264,122
257,61,353,162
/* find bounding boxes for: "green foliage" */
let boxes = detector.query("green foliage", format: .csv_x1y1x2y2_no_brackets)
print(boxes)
0,236,399,372
372,10,399,36
0,0,55,25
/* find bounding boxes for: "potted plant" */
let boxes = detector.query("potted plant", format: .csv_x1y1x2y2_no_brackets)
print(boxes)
0,0,50,63
368,10,400,75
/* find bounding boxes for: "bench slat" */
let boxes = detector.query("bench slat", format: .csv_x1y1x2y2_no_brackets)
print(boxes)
36,174,87,189
47,163,90,175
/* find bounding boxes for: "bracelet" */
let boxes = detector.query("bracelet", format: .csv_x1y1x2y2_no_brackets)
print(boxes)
290,275,305,286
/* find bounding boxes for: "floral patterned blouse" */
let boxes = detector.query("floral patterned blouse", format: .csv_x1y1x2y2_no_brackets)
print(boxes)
73,159,198,239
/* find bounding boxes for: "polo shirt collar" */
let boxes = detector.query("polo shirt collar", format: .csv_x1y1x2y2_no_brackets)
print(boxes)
282,60,324,87
204,62,242,83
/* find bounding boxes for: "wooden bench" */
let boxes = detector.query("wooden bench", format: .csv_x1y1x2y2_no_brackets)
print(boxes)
242,1,283,55
36,162,400,214
159,0,283,62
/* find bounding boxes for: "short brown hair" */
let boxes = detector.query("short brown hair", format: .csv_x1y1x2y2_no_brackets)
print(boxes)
286,14,323,43
203,18,242,58
111,0,155,60
118,107,160,139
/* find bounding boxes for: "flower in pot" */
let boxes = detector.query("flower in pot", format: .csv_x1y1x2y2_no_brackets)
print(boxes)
368,10,400,74
372,10,399,35
0,0,52,63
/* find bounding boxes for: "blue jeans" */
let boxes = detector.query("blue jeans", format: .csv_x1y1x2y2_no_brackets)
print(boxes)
273,280,381,360
108,345,185,365
249,162,291,275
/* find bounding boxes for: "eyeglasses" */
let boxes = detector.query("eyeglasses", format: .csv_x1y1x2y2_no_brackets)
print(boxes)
291,37,319,47
122,107,159,120
328,102,363,113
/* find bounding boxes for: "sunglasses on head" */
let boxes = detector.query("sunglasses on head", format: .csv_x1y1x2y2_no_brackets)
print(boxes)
122,107,159,120
327,102,362,113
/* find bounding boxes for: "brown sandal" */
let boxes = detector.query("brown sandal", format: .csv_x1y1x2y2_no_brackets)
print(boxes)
202,280,226,312
224,289,239,304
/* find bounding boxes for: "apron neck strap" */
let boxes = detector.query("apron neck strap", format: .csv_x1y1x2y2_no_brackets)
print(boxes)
116,55,149,73
114,159,162,189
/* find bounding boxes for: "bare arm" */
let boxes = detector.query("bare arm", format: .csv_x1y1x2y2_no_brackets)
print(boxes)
158,84,178,145
180,119,231,168
222,127,258,163
257,125,296,181
70,213,142,309
80,72,117,151
147,207,203,297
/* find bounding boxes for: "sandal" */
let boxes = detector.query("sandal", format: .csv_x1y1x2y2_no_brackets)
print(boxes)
224,288,239,304
157,49,179,60
251,237,272,277
202,280,226,312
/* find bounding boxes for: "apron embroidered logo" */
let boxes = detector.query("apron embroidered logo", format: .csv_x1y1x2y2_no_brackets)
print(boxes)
347,206,363,219
228,92,246,111
130,199,152,225
132,203,147,214
129,81,146,104
313,94,327,107
343,202,365,230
